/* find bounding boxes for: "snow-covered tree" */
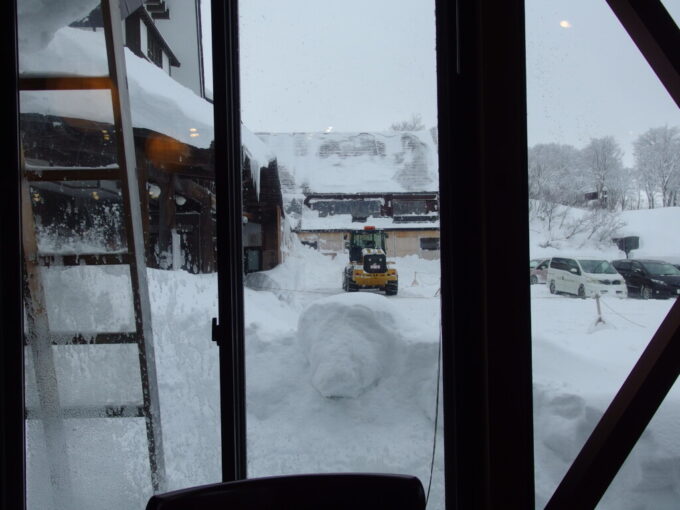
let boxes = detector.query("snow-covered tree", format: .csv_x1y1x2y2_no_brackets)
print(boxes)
633,126,680,208
606,165,634,211
580,137,624,210
528,143,583,205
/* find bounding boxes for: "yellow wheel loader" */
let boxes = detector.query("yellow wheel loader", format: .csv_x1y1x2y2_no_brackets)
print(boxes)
342,226,398,295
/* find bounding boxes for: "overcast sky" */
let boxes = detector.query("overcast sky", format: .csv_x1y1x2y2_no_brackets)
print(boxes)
205,0,679,165
237,0,438,134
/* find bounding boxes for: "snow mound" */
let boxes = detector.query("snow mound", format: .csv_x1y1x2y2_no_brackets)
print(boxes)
619,207,680,264
297,293,403,398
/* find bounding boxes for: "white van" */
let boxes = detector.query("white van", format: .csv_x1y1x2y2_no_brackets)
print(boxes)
547,257,627,298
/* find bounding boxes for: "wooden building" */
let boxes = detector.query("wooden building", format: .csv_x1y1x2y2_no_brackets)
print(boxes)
296,191,440,260
242,156,284,273
21,114,283,274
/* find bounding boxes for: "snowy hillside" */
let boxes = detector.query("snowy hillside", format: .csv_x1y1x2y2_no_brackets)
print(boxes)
256,131,439,194
618,207,680,264
530,201,680,264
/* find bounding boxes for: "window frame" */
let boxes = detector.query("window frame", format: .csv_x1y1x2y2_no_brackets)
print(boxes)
3,0,535,508
13,1,677,509
2,1,25,509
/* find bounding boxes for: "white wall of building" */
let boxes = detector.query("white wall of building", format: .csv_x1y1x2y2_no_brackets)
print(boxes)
152,0,204,97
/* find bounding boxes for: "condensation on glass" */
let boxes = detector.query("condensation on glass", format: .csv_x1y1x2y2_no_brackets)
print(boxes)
526,1,680,508
238,1,444,509
19,1,220,509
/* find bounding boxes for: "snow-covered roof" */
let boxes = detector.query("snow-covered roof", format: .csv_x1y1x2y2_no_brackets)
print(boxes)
256,131,439,194
242,124,276,199
19,27,213,149
299,209,439,231
19,24,275,181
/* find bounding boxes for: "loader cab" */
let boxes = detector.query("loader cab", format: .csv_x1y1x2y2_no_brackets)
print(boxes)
348,227,387,262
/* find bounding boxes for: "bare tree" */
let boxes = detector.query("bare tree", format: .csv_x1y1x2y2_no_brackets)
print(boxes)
633,126,680,208
389,113,425,131
580,137,624,209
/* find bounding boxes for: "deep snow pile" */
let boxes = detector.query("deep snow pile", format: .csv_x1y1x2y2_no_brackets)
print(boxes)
618,207,680,264
531,285,680,509
242,247,444,507
298,293,404,398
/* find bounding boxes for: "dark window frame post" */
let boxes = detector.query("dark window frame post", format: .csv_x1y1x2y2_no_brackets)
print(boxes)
436,1,535,509
1,1,26,509
211,0,247,482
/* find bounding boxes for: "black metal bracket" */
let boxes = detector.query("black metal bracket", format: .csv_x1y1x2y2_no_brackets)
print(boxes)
211,317,224,346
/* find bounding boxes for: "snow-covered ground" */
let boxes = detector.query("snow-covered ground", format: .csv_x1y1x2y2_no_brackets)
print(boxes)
26,213,680,509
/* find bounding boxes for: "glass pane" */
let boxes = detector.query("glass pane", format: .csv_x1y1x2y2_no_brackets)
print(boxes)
29,180,127,254
17,1,109,76
19,1,220,508
597,378,680,509
238,1,444,508
660,1,680,27
526,1,680,508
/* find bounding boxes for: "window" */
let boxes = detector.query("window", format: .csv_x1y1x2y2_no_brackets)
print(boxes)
420,237,440,251
238,1,445,507
4,1,605,509
147,31,163,67
16,1,221,508
527,1,680,507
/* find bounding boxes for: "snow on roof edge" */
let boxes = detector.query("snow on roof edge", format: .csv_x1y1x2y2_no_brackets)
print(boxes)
241,124,276,200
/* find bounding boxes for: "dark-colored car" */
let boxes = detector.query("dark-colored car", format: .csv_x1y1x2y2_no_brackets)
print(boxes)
611,259,680,299
529,258,549,285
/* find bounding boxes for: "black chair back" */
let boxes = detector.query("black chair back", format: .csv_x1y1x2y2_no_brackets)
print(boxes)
146,473,426,510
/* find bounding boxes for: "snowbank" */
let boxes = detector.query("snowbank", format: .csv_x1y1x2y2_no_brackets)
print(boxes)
530,203,680,264
619,207,680,264
297,293,403,398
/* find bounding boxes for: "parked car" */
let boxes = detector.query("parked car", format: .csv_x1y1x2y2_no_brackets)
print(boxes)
529,258,549,284
547,257,627,298
611,259,680,299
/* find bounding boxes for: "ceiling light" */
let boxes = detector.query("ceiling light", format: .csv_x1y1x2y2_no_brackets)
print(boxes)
559,20,572,28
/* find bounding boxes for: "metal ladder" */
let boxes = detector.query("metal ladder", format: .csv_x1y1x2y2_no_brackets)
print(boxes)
19,0,165,504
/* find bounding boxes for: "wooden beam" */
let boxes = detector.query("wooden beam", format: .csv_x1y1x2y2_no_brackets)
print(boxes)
606,0,680,108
